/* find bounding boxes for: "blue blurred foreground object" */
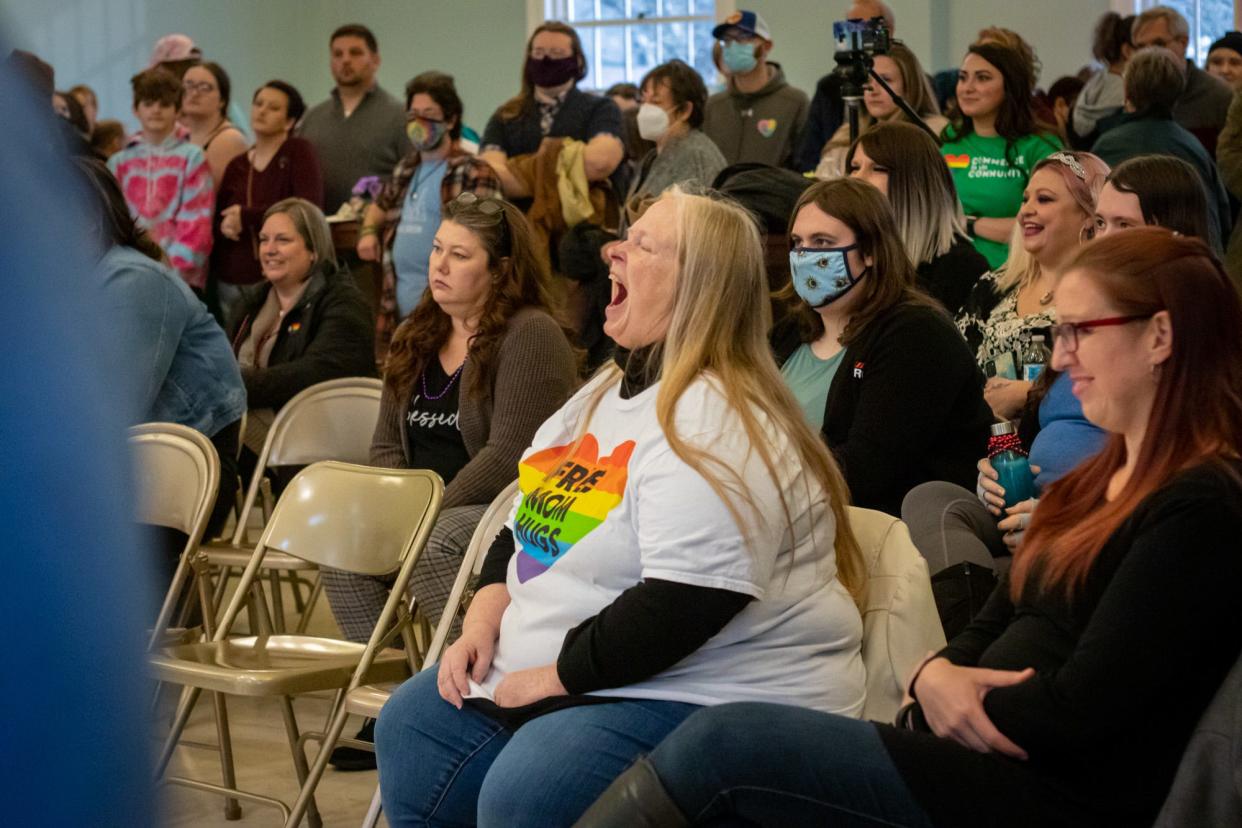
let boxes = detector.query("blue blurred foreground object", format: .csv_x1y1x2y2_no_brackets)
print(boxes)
0,38,156,827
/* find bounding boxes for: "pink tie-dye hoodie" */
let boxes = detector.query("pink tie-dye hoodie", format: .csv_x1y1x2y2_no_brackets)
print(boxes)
108,135,215,289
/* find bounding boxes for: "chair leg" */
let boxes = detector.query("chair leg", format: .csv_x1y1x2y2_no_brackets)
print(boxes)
284,695,354,828
209,691,243,820
278,695,322,828
361,784,384,828
155,684,204,779
270,569,287,633
211,565,234,620
288,571,308,614
294,575,324,635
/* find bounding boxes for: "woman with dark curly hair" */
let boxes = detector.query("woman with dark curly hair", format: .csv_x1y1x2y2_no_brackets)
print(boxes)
322,193,578,766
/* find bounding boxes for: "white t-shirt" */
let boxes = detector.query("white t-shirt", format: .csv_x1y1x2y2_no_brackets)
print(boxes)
472,371,866,716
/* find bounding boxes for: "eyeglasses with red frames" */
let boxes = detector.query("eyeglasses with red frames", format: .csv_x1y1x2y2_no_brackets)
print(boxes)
1050,314,1154,353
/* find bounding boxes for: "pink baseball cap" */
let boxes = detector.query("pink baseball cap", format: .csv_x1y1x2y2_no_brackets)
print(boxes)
149,34,201,67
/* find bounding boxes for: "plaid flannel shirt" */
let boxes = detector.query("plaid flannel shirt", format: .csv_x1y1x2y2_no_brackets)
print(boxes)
373,145,502,362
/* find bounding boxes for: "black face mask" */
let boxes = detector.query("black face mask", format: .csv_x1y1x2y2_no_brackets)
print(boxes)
526,55,579,88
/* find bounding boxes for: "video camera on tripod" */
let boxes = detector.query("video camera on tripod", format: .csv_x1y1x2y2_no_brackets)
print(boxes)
830,17,937,144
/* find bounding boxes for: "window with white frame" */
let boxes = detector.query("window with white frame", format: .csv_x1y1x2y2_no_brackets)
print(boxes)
539,1,731,92
1119,0,1239,64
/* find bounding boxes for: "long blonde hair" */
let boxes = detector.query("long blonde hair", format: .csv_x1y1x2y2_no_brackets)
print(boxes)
569,189,866,604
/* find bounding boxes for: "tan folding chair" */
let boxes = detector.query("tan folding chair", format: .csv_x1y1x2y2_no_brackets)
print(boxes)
848,506,947,723
151,461,443,826
130,423,248,818
129,423,221,647
206,377,383,633
286,480,519,828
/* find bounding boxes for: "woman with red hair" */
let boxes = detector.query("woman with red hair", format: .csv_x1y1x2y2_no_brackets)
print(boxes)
577,227,1242,828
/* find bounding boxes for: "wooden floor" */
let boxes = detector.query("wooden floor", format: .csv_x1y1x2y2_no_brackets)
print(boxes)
157,580,387,828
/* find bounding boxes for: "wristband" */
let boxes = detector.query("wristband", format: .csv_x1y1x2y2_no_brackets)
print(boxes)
906,653,941,702
966,216,978,238
359,225,380,238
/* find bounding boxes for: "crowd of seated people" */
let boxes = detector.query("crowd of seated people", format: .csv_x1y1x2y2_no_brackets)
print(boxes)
15,2,1242,823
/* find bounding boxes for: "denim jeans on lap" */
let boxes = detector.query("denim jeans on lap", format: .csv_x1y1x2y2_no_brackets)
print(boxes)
649,702,935,827
376,667,700,827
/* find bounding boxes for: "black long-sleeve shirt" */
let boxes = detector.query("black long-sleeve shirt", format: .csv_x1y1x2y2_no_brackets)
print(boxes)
877,461,1242,827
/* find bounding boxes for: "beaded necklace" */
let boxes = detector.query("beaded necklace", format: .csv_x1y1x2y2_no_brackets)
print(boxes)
421,359,465,401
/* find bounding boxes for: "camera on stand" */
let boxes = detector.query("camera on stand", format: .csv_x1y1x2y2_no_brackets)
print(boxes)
830,17,936,145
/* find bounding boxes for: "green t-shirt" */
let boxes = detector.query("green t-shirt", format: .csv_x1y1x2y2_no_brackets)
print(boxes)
941,129,1062,269
780,343,846,431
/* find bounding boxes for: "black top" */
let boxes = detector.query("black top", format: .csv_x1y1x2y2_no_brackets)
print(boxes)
773,302,992,516
471,346,751,724
794,72,844,173
916,237,990,317
879,461,1242,828
404,358,471,487
481,86,623,159
229,263,378,410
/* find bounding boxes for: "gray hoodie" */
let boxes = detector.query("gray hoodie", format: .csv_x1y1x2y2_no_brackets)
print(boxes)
703,62,809,169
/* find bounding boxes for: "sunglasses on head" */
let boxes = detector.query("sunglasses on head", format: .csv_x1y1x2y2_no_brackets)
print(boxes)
451,192,510,252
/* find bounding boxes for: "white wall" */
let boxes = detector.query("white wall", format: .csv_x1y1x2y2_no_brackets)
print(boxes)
1,0,1114,134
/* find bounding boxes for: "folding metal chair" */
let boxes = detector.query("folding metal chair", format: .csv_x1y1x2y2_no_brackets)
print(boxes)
848,506,947,722
205,377,383,633
286,480,519,828
130,423,246,818
151,461,443,826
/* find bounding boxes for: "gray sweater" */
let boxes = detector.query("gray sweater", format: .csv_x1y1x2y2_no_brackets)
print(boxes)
703,63,809,169
297,84,412,213
370,307,578,509
623,129,727,231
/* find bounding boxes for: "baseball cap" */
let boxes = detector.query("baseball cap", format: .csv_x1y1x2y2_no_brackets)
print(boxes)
712,10,772,42
149,34,201,68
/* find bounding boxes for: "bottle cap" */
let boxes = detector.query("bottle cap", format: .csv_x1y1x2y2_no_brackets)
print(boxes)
990,420,1017,437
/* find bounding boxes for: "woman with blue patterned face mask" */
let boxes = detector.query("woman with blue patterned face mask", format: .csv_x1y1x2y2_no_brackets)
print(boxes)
771,177,993,516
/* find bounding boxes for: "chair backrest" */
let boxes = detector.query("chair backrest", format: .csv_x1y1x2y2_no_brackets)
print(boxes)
230,377,383,545
849,506,947,723
259,461,441,574
1154,649,1242,826
264,377,383,468
216,461,443,640
423,480,520,666
129,423,221,648
128,422,220,540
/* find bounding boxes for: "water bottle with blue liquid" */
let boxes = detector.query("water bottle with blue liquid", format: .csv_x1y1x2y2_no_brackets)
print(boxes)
989,421,1035,508
1021,335,1050,382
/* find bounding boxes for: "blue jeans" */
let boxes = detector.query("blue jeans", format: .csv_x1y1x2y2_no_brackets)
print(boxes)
376,667,700,827
649,702,935,827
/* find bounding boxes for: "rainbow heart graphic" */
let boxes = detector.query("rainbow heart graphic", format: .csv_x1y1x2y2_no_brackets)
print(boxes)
756,118,778,138
944,153,970,169
512,434,635,582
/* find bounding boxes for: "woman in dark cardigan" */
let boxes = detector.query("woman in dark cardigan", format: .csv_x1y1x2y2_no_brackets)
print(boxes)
578,228,1242,828
322,193,578,768
772,177,991,516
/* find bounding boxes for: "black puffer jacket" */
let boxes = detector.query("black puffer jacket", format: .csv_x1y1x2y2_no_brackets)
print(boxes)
229,262,377,410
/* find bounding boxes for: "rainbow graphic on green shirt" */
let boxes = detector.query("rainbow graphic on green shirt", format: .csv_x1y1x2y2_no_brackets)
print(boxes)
512,434,635,582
